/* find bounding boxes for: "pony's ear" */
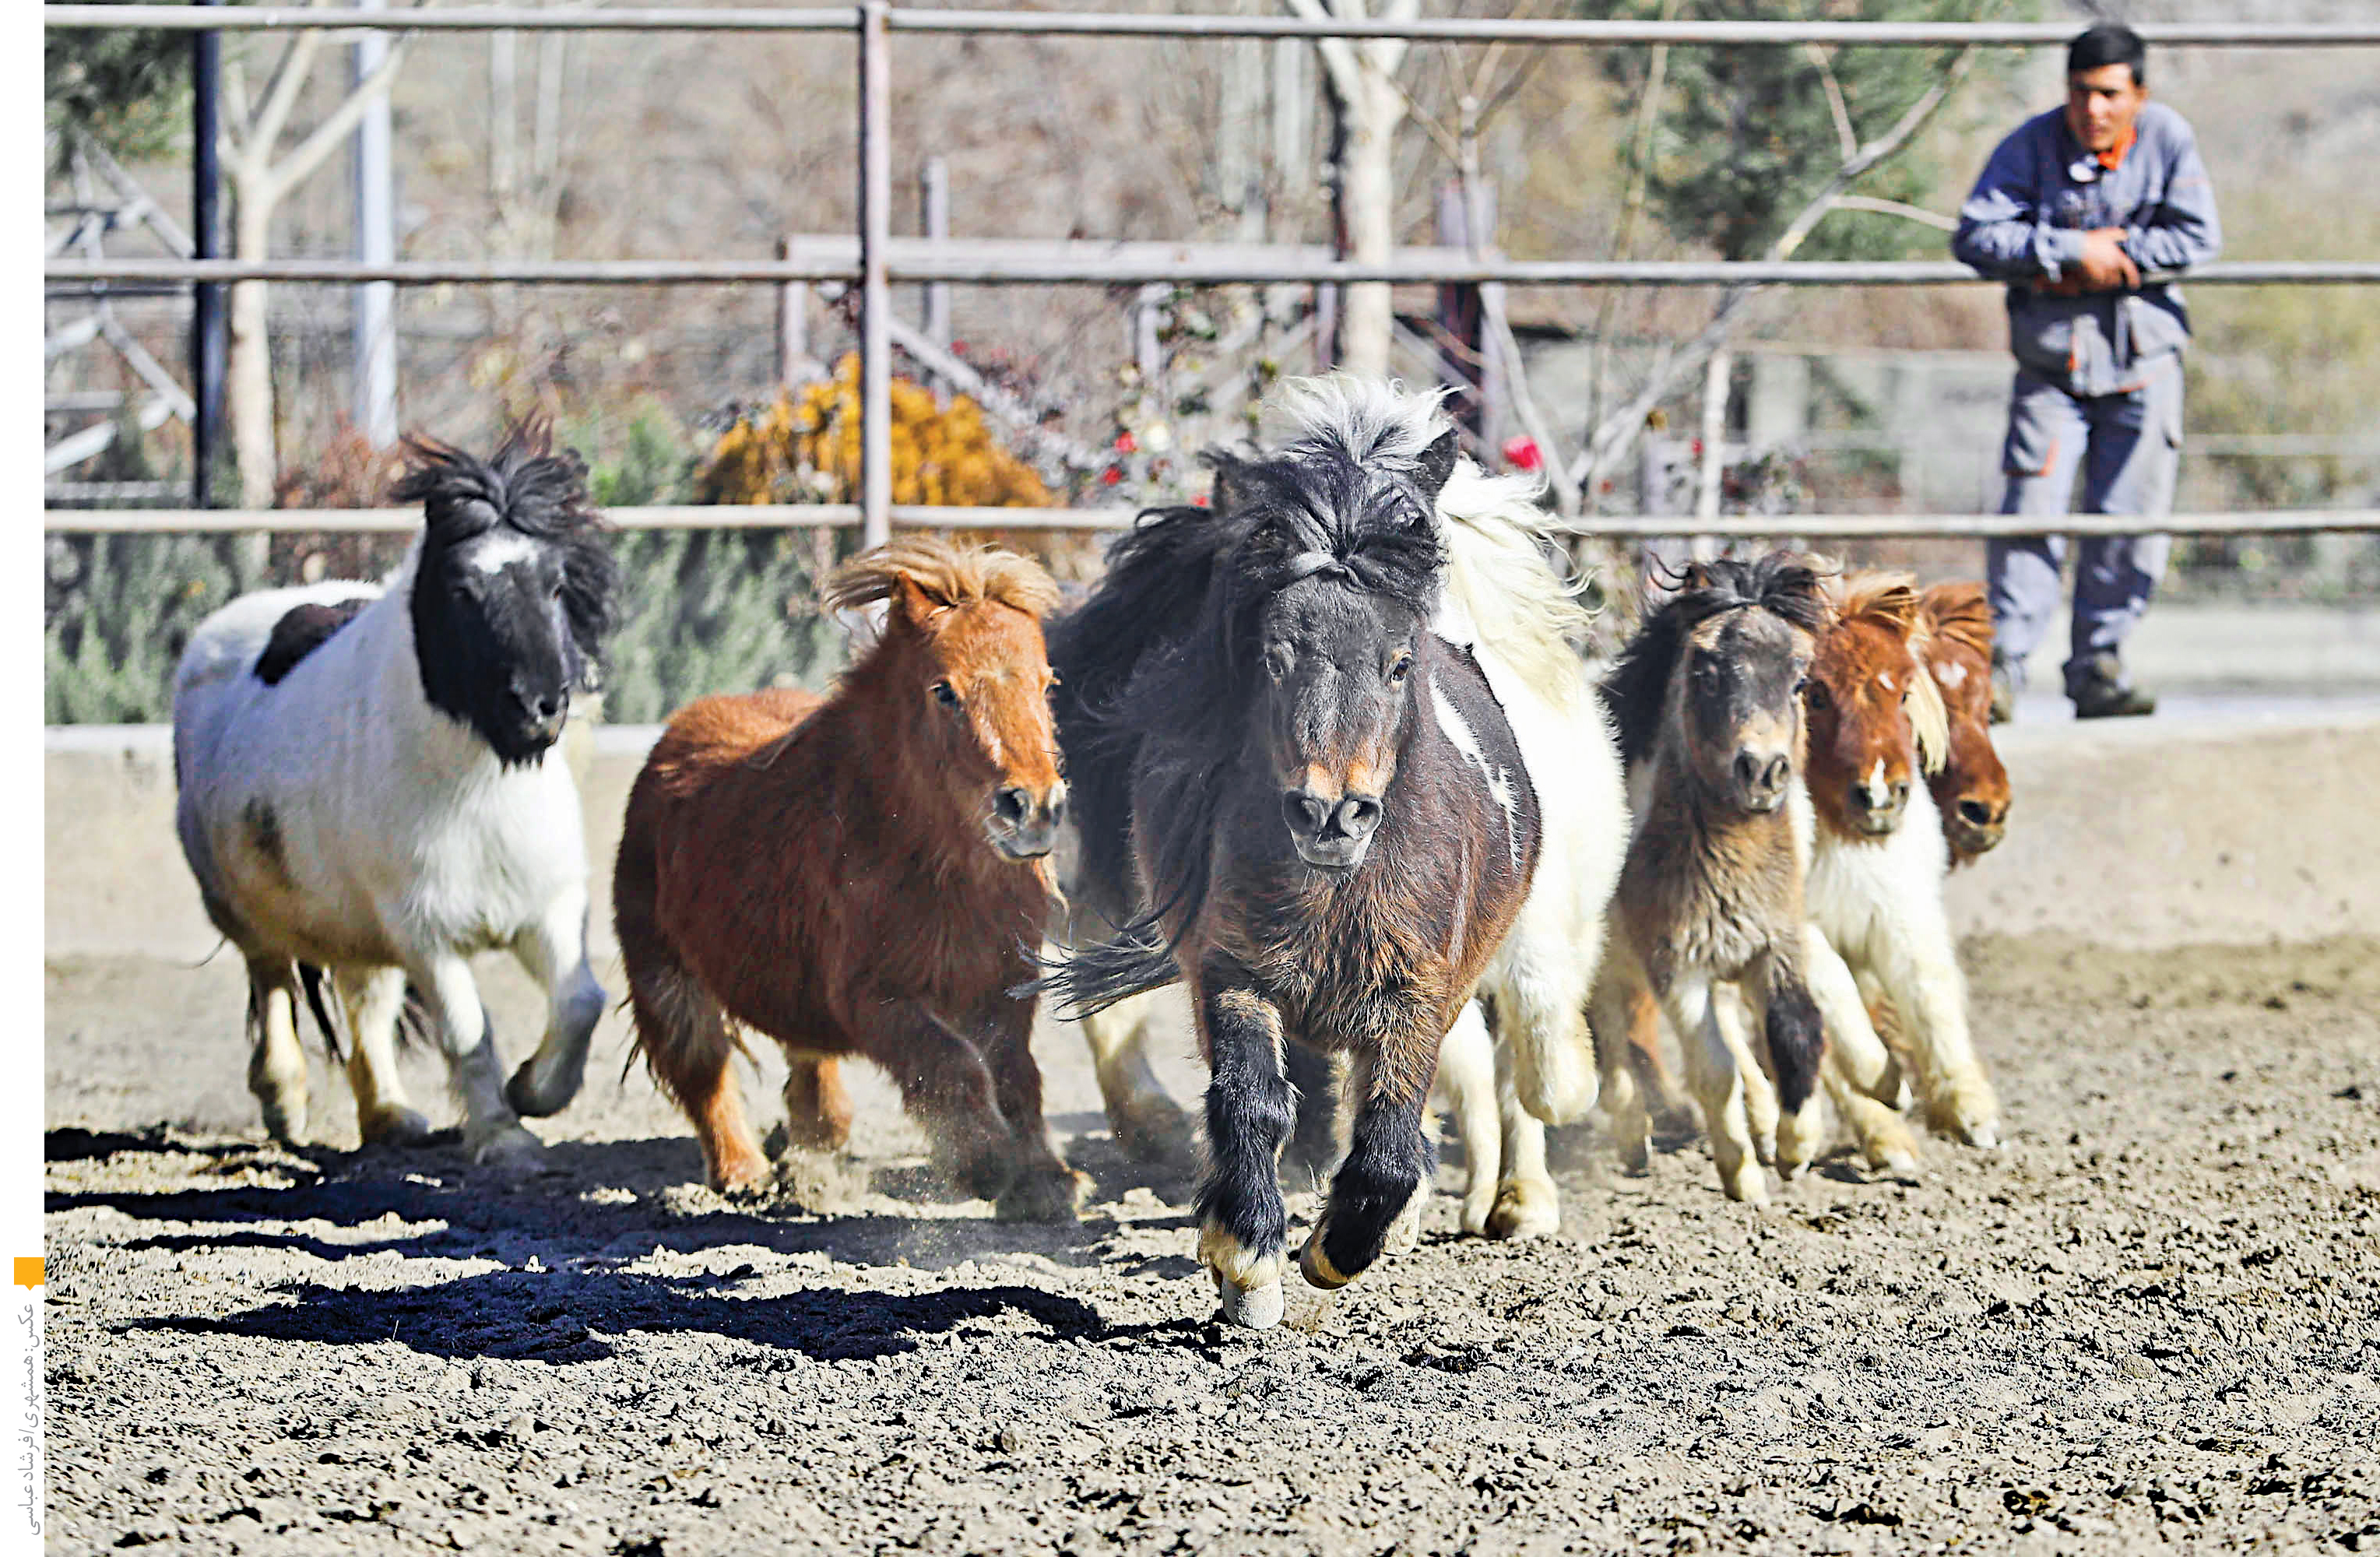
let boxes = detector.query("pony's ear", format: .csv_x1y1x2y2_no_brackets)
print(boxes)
1414,428,1460,504
1208,455,1256,518
891,572,948,631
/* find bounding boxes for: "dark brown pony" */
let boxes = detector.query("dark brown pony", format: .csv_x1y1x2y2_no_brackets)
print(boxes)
613,537,1085,1221
1046,384,1540,1328
1917,582,2012,865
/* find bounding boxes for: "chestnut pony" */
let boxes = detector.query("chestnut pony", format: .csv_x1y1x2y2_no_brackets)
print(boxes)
1801,571,2001,1155
613,538,1085,1221
1917,582,2012,865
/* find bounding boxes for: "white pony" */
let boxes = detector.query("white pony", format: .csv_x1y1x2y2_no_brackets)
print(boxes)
172,426,620,1163
1071,378,1629,1241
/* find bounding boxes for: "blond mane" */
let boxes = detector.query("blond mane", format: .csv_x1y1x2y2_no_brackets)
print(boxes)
1831,570,1951,778
824,535,1061,621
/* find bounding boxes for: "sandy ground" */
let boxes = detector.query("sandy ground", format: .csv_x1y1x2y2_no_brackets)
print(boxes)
43,937,2380,1555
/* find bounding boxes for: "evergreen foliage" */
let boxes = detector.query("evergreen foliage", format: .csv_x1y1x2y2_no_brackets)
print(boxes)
46,3,188,168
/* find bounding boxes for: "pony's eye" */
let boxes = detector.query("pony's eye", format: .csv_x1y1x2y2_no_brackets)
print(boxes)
1388,656,1413,686
1801,678,1822,707
932,680,960,708
1263,645,1292,681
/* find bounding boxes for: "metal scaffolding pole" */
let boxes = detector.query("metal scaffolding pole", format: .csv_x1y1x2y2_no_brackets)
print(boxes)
857,0,891,547
189,0,225,507
351,0,399,447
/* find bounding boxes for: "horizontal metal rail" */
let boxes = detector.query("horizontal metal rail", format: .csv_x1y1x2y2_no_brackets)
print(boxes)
43,257,2380,288
41,507,2380,539
41,6,2380,44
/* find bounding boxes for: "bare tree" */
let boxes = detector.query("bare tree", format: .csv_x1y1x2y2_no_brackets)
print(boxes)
216,0,424,507
1283,0,1419,378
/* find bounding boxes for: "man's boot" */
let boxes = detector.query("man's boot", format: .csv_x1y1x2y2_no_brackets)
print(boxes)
2069,652,2157,719
1988,655,2019,726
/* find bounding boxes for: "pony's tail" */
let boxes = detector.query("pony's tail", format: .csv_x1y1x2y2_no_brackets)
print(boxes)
295,964,345,1061
1029,917,1182,1020
1762,961,1827,1116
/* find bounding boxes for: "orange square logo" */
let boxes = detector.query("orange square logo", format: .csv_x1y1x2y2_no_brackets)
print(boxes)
13,1258,42,1289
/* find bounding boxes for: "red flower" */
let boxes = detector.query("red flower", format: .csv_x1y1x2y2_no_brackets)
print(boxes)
1114,431,1138,454
1501,435,1542,473
1100,466,1123,486
1192,492,1210,508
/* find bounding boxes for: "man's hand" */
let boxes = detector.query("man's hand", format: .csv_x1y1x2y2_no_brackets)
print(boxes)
2071,227,2140,292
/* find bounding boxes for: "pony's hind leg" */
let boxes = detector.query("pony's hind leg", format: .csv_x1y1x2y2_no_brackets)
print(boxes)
1191,957,1297,1330
627,955,770,1195
503,887,608,1119
780,1055,854,1153
1300,1040,1435,1292
1802,926,1920,1177
411,951,543,1169
1077,984,1199,1170
338,965,431,1146
245,957,309,1146
1588,961,1654,1175
1486,1062,1560,1241
1429,1001,1499,1235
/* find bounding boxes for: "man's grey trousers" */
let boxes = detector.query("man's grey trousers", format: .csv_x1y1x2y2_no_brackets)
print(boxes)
1986,353,2185,696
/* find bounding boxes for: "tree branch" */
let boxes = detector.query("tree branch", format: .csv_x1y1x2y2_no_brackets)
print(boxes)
1281,0,1362,105
1567,44,1977,492
1805,44,1858,163
248,2,332,158
272,22,418,195
1830,194,1957,232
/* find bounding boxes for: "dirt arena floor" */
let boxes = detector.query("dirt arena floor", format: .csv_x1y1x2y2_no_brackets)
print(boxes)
43,937,2380,1555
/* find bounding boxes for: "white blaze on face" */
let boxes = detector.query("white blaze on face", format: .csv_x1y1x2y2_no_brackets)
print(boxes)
469,532,541,575
1430,673,1524,870
1861,757,1890,808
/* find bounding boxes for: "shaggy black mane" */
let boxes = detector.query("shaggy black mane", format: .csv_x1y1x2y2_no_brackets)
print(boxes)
1041,428,1453,1015
1601,552,1833,769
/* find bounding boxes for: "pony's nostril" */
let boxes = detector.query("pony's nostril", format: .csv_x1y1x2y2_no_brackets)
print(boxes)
1046,789,1067,826
1958,798,1998,827
993,786,1029,825
1734,751,1762,791
1282,791,1328,836
1888,779,1910,806
1760,754,1791,793
1337,796,1382,839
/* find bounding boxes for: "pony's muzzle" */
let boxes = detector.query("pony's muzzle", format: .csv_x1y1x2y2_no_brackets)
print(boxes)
990,780,1065,860
507,684,569,750
1849,776,1911,834
1950,795,2008,852
1281,789,1383,871
1731,750,1793,812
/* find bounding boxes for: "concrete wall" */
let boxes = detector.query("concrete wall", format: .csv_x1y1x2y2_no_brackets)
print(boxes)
46,712,2380,962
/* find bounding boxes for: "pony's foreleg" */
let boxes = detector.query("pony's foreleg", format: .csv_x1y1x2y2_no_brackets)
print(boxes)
503,887,608,1119
1713,985,1782,1168
972,988,1088,1225
1668,975,1766,1204
410,951,543,1167
1802,926,1921,1177
1190,958,1296,1330
245,958,309,1147
1487,907,1601,1126
1486,1054,1560,1241
850,1000,1018,1205
1429,1001,1500,1236
1301,1041,1434,1292
1588,961,1653,1175
1076,983,1199,1170
337,966,430,1147
1875,900,2002,1149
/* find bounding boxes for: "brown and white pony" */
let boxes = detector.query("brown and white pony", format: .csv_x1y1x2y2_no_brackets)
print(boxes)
1591,554,1833,1203
1800,571,2002,1154
1917,582,2012,866
613,538,1085,1221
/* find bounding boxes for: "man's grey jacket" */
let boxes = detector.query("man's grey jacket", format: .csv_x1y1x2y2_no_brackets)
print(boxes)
1953,102,2221,397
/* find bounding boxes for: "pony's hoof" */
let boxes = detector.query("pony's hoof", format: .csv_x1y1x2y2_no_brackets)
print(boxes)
1617,1135,1653,1176
504,1059,582,1120
1719,1162,1769,1205
1879,1148,1922,1183
469,1123,547,1169
1112,1098,1200,1172
1384,1196,1424,1257
1215,1274,1284,1330
1295,1236,1353,1292
1963,1118,2002,1150
1485,1180,1560,1241
258,1102,308,1149
996,1165,1089,1223
360,1106,433,1148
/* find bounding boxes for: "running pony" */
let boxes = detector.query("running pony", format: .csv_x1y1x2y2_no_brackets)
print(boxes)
1046,392,1541,1327
614,538,1084,1221
1918,581,2012,865
172,424,620,1162
1591,554,1832,1202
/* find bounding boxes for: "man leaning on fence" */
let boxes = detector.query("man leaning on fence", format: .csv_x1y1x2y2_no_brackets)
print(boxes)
1952,23,2220,722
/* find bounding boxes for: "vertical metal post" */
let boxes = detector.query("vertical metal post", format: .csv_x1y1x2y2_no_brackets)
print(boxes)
191,0,225,507
775,235,813,387
352,0,399,447
919,155,950,397
856,0,893,547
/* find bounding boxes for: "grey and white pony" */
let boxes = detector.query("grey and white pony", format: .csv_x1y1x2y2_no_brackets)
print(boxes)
172,424,620,1163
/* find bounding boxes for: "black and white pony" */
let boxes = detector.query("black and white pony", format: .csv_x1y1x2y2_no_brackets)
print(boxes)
172,424,620,1163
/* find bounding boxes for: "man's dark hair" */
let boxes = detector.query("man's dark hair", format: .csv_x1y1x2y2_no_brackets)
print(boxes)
2069,23,2146,87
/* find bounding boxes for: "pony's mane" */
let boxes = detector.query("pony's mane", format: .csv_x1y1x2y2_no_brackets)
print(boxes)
392,419,604,546
1828,570,1951,778
1601,553,1833,769
1435,459,1597,711
824,535,1060,621
1269,372,1453,473
1919,580,1996,662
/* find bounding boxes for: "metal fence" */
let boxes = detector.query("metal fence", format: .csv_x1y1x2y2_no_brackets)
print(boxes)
42,3,2380,543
